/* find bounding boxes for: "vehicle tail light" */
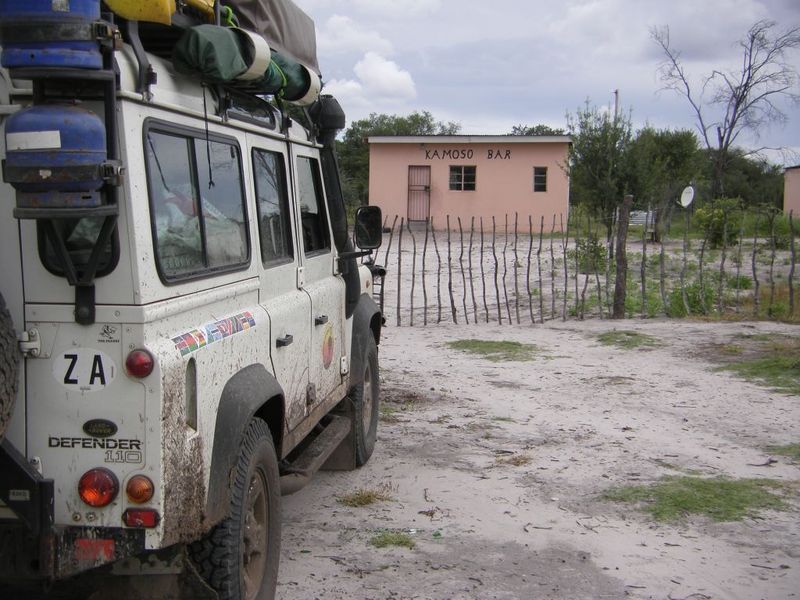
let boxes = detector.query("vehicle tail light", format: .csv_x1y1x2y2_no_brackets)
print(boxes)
122,508,160,528
126,475,154,504
125,349,154,378
78,468,119,507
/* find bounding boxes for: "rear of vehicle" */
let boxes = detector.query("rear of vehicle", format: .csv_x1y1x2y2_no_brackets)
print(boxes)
0,2,383,598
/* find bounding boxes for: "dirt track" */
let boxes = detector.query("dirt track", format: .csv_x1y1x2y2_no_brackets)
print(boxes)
278,319,799,600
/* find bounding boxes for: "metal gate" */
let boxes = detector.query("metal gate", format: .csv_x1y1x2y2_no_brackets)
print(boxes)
407,165,430,222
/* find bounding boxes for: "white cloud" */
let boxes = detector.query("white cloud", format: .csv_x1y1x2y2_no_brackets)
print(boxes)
324,52,417,121
317,15,394,56
354,52,416,99
350,0,442,18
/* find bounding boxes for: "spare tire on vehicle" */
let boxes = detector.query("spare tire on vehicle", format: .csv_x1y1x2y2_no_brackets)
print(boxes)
0,292,19,441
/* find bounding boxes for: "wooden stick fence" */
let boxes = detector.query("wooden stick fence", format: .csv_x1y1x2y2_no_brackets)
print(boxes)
375,210,799,326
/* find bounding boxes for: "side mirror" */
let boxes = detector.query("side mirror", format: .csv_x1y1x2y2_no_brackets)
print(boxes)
354,206,383,250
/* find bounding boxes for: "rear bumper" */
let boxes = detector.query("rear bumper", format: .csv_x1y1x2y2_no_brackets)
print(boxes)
0,439,145,580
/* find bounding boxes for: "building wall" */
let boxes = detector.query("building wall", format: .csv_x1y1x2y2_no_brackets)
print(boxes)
368,140,570,231
785,167,800,216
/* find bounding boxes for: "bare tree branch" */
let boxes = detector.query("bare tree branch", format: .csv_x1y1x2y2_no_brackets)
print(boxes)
651,19,800,197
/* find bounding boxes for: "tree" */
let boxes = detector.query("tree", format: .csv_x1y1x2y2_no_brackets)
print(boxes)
627,127,702,233
567,101,633,243
510,124,565,136
651,20,800,198
337,111,461,208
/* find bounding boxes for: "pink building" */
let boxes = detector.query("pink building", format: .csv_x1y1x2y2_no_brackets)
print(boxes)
367,135,571,230
785,166,800,216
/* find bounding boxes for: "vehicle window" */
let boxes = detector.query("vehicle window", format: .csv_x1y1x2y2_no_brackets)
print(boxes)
253,149,292,265
38,217,118,279
296,156,330,254
145,128,248,281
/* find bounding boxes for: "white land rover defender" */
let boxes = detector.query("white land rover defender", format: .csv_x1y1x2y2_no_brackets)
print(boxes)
0,1,384,598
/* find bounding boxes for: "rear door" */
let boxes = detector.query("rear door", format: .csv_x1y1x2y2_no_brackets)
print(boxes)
249,138,311,431
291,149,345,409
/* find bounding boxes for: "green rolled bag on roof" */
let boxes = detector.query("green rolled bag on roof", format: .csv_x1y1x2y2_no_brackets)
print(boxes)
173,25,249,82
173,24,321,105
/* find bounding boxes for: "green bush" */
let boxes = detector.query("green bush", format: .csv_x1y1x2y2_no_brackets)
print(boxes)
568,235,607,273
694,199,742,248
726,273,753,290
667,281,717,316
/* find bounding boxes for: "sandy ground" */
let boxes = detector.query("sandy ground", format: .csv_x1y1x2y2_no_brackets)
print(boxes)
278,319,799,600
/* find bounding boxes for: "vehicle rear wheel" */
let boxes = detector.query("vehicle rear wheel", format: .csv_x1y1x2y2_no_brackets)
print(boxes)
0,292,19,442
190,419,280,600
351,335,380,466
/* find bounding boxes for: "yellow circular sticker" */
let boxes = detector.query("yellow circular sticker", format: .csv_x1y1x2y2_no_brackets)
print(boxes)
322,323,334,370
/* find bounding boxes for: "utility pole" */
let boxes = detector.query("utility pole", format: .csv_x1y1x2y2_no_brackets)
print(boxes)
613,89,619,122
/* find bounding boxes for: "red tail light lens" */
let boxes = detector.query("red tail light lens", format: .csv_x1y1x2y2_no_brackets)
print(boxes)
78,468,119,507
125,349,154,378
126,475,154,504
122,508,160,528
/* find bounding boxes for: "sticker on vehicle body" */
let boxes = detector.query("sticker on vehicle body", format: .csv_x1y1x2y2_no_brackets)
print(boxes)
322,323,334,369
52,348,117,392
171,311,256,357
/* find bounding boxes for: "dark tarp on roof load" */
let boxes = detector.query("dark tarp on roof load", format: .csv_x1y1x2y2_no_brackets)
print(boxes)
230,0,320,75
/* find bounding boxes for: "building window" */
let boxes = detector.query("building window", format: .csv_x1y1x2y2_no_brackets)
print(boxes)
449,165,476,191
533,167,548,192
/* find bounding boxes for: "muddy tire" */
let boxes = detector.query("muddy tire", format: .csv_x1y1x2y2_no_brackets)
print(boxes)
351,336,380,466
0,292,19,442
190,419,280,600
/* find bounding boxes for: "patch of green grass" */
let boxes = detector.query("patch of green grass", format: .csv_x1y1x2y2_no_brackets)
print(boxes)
596,330,660,350
337,486,393,507
724,355,800,395
446,339,539,362
717,335,800,395
603,476,789,522
379,404,402,423
369,530,415,549
766,443,800,462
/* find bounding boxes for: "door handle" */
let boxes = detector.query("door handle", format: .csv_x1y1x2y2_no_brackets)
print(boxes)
314,315,329,326
276,334,294,348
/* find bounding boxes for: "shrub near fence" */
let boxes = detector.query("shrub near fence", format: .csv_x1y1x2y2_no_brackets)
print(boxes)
370,210,798,326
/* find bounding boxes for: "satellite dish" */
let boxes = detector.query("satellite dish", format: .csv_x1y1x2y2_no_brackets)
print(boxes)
679,186,695,208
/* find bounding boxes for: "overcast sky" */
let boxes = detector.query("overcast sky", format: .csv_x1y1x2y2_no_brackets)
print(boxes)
293,0,799,165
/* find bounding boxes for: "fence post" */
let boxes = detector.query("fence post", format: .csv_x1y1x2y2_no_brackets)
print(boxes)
537,216,545,323
469,217,478,323
717,213,728,314
492,217,502,324
752,212,761,317
407,218,417,326
640,209,649,318
458,217,469,324
789,211,796,318
446,216,457,324
502,215,512,324
396,217,404,326
612,195,633,319
480,217,489,323
514,213,521,325
680,208,691,316
767,210,778,316
527,215,535,325
422,218,429,326
431,218,443,323
549,215,556,320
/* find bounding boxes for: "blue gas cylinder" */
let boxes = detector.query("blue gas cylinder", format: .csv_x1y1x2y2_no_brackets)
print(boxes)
0,0,103,69
4,104,107,207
